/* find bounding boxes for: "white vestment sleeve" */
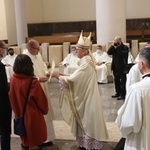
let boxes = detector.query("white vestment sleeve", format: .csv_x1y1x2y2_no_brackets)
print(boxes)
38,53,49,74
116,86,143,137
62,54,70,65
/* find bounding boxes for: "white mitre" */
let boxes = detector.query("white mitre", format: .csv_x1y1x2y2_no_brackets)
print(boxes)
76,31,91,50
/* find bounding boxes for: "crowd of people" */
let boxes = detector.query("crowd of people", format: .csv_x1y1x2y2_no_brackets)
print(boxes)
0,32,150,150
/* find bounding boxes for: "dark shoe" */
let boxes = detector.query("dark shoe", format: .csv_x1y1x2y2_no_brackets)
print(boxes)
117,96,125,100
79,147,86,150
29,147,42,150
112,93,120,98
21,144,29,150
98,82,105,84
38,141,53,147
114,137,126,150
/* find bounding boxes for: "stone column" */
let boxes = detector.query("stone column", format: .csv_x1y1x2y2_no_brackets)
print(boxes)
14,0,28,46
4,0,17,45
96,0,126,49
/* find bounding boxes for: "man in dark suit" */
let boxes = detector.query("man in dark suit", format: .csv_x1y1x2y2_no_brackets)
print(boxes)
107,36,129,100
0,40,12,150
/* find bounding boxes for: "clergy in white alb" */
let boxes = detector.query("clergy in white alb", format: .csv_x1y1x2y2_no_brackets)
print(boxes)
116,47,150,150
23,40,55,144
53,31,108,150
62,46,80,74
92,45,112,83
1,48,17,82
135,42,150,64
126,63,142,91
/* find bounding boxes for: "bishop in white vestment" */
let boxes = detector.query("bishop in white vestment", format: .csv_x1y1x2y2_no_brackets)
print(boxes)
54,31,108,149
116,47,150,150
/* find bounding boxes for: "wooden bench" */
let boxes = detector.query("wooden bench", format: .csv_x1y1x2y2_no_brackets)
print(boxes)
52,32,95,37
26,32,96,44
26,35,79,44
126,29,150,43
143,29,150,41
126,30,143,43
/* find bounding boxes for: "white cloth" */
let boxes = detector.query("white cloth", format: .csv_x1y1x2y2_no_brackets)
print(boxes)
135,54,139,63
59,55,108,149
1,54,17,66
23,49,55,141
126,64,142,91
62,53,80,74
116,76,150,150
128,52,134,64
64,66,78,74
1,54,17,82
93,51,112,83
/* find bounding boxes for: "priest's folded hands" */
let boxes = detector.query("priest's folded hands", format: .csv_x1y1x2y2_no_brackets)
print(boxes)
95,61,103,66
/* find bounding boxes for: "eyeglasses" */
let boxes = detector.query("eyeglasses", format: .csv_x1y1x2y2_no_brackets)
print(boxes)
76,47,83,51
32,47,40,50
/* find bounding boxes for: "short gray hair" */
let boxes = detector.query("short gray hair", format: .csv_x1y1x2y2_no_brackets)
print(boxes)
139,47,150,69
115,36,122,41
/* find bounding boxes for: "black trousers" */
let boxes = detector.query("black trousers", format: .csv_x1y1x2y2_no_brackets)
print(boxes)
0,111,12,150
115,138,126,150
113,72,127,97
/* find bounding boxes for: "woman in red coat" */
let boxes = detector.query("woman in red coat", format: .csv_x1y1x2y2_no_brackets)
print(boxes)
9,54,49,150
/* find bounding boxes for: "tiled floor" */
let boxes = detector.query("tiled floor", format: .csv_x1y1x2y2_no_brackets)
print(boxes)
5,81,124,150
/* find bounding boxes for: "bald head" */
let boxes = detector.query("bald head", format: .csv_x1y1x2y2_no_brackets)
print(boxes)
27,39,40,55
